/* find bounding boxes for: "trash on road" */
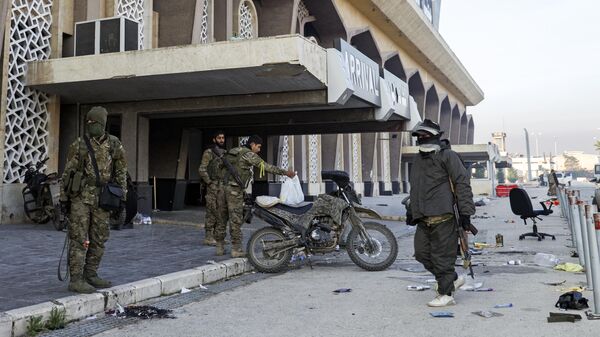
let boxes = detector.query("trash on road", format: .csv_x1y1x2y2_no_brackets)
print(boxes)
469,248,483,255
542,280,566,286
180,287,191,294
534,253,560,267
398,266,427,273
333,288,352,294
430,311,454,318
474,242,491,249
84,315,97,320
494,303,513,308
472,311,503,318
198,284,208,290
547,312,582,323
495,234,504,247
553,263,583,273
106,305,175,319
504,219,515,223
407,285,431,291
507,260,522,265
468,288,494,292
555,291,589,310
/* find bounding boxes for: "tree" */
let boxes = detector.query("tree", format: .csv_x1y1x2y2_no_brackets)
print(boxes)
496,168,506,183
563,154,581,172
595,140,600,153
507,167,519,183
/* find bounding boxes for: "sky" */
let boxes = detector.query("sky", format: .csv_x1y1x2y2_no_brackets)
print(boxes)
439,0,600,156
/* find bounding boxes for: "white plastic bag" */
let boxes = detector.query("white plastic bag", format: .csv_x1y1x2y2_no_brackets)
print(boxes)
279,176,304,205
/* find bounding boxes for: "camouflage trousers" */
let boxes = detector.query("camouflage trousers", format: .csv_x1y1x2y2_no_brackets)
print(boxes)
68,198,110,278
205,183,228,238
222,185,245,245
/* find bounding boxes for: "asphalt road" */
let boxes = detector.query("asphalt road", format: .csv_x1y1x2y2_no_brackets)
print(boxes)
91,185,600,337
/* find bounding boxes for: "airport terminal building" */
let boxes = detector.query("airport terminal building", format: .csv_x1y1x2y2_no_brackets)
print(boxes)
0,0,483,222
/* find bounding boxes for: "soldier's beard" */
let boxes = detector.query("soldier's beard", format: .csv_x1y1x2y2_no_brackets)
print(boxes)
215,142,225,149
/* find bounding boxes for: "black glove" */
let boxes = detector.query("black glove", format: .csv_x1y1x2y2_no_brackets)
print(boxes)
460,215,478,235
60,201,70,217
460,215,471,230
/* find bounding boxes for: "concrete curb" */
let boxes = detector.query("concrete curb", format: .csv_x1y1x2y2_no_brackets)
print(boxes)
151,219,205,227
0,258,253,337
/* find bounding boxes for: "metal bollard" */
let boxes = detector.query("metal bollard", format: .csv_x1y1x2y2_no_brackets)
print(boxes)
570,196,585,264
586,213,600,317
580,203,593,289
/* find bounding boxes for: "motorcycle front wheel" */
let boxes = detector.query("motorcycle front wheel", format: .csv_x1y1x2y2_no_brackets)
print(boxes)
346,221,398,271
247,227,293,273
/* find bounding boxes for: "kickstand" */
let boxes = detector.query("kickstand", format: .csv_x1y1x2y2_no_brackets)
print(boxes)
307,255,313,270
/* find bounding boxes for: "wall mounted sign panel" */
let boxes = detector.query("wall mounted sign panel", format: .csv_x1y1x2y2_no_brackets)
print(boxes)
333,39,381,107
383,70,410,119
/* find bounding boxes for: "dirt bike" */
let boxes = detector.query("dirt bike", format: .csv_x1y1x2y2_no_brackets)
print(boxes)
22,158,63,230
247,171,398,273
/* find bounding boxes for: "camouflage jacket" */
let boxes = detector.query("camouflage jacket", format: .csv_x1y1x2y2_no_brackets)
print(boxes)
227,147,287,188
198,146,225,185
60,135,128,205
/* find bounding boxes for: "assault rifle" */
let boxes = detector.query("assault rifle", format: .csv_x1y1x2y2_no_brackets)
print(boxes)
211,147,253,223
449,178,478,279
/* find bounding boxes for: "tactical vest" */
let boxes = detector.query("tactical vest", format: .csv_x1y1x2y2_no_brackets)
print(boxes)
223,146,252,187
206,149,225,181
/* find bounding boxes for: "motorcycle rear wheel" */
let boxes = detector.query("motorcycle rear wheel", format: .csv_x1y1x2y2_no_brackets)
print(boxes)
247,227,293,273
346,221,398,271
23,186,52,224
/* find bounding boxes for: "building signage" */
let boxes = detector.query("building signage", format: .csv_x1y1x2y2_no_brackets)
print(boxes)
383,70,410,119
334,39,381,106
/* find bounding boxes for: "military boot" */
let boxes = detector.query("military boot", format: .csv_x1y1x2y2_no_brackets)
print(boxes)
68,276,96,294
203,231,217,246
216,241,225,256
84,271,112,289
231,244,246,258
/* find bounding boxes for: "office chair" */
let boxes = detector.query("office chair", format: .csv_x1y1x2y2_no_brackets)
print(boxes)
509,188,555,241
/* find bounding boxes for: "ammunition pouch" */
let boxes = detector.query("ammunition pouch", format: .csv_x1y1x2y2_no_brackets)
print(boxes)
66,171,83,197
98,182,124,212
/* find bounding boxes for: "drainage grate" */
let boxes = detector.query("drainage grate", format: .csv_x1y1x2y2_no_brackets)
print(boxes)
40,272,271,337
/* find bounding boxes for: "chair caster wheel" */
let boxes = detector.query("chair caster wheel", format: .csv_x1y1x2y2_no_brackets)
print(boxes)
538,237,542,241
552,237,556,240
519,236,524,240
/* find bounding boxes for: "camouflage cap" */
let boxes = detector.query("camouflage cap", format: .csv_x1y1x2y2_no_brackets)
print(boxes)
87,106,108,127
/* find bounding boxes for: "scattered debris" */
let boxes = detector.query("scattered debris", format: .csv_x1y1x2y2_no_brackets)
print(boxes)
570,251,579,258
547,312,582,323
180,287,191,294
430,311,454,318
376,204,388,206
494,303,513,308
460,282,484,291
534,253,560,267
469,249,483,255
399,266,427,273
84,315,97,321
504,219,515,223
333,288,352,294
407,285,431,291
106,305,175,319
472,311,503,318
507,260,522,265
495,234,504,247
542,280,566,286
472,215,491,219
555,291,589,310
554,263,584,273
198,284,208,290
474,242,491,249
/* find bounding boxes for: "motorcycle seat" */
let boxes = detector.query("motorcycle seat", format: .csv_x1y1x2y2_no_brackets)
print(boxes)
272,202,313,215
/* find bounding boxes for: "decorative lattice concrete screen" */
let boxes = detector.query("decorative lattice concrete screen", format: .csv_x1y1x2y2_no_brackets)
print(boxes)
116,0,144,49
199,0,209,44
3,0,53,183
239,1,254,39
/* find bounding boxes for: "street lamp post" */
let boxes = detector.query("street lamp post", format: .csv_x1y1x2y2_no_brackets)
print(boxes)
524,128,532,182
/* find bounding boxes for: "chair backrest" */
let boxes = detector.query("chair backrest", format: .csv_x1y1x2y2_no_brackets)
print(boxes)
509,188,534,217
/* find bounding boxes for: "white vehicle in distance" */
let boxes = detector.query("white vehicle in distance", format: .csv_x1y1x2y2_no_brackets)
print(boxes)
554,172,572,186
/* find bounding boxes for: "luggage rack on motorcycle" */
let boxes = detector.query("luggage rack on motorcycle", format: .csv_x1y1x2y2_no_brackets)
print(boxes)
321,171,350,189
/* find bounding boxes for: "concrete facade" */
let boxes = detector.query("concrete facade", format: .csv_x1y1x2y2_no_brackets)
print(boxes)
0,0,483,223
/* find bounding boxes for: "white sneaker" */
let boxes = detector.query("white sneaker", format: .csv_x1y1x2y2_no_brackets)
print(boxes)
427,295,456,307
433,275,466,293
454,275,466,291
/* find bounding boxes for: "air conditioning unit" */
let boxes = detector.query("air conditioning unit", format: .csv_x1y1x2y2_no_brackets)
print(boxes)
75,16,139,56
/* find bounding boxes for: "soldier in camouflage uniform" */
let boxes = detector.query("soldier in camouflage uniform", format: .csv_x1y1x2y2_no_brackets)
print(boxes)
60,107,128,294
221,135,295,257
198,131,227,246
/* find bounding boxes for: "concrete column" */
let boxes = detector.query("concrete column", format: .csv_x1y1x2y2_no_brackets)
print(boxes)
306,134,322,196
344,133,363,196
143,0,154,49
120,111,138,180
321,133,337,192
136,115,151,214
389,132,402,194
87,0,106,20
378,132,392,195
361,133,377,196
46,96,61,175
